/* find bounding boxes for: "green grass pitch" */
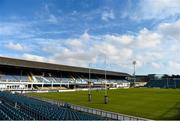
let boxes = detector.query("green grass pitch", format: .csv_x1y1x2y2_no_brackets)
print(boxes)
29,88,180,120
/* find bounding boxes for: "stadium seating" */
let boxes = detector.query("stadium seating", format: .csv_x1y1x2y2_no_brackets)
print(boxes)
0,72,129,86
0,91,106,120
145,79,180,88
0,74,29,82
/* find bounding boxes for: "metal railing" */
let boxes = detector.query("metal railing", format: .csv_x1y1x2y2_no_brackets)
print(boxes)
26,95,151,121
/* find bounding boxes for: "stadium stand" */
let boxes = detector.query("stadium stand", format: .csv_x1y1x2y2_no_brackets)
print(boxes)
0,56,130,90
145,79,180,88
0,91,106,120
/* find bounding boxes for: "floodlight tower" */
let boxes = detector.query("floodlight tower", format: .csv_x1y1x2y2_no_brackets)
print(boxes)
48,73,53,89
104,55,108,104
42,72,45,89
132,61,136,87
88,63,92,102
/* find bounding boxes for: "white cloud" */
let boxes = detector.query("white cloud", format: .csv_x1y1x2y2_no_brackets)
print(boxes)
22,54,45,62
40,31,134,69
5,42,25,51
0,23,25,36
135,60,143,68
158,19,180,40
22,53,56,63
36,21,177,73
80,31,90,41
37,3,58,24
1,19,179,74
168,61,180,73
169,61,180,68
104,34,133,45
151,62,161,69
0,22,35,40
135,51,164,68
48,14,58,24
94,43,118,56
65,39,83,47
136,28,162,48
145,52,163,61
137,0,180,20
102,10,115,21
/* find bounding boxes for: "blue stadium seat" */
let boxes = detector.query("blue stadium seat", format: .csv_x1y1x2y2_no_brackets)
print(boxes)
0,91,106,120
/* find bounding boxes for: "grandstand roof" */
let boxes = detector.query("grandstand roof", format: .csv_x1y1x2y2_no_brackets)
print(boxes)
0,56,130,77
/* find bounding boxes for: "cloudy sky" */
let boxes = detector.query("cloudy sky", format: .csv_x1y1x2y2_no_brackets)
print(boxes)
0,0,180,75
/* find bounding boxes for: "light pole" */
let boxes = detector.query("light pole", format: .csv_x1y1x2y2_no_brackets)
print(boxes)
88,63,92,102
133,61,136,87
42,72,44,89
20,70,23,83
104,55,108,104
60,71,62,88
48,73,53,89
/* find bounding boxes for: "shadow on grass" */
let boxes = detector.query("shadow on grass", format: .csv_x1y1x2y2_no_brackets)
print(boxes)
158,102,180,120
